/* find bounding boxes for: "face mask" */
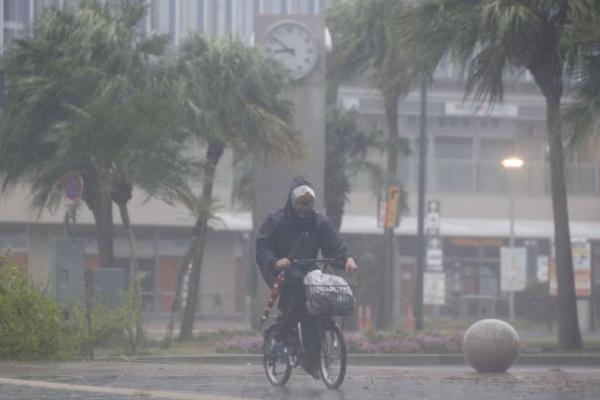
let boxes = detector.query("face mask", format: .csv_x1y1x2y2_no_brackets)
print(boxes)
293,193,315,219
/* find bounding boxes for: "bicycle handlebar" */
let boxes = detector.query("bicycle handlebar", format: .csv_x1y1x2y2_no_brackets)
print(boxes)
291,258,343,265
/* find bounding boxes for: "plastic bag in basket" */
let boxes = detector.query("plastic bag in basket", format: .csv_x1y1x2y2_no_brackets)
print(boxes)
303,269,355,316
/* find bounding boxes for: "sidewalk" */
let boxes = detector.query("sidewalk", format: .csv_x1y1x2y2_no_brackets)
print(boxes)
104,353,600,367
143,318,250,340
132,318,600,368
142,317,600,341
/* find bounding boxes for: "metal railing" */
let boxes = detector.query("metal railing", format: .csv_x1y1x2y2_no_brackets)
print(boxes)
354,160,600,197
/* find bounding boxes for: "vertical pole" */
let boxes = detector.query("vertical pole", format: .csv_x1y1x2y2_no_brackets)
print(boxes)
414,78,428,331
84,269,94,360
509,171,515,320
383,226,394,329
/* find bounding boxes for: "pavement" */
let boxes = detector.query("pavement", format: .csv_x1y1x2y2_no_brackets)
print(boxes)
142,317,600,340
134,318,600,368
1,362,599,400
2,318,600,399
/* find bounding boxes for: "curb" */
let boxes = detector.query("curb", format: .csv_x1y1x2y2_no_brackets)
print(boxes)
104,353,600,367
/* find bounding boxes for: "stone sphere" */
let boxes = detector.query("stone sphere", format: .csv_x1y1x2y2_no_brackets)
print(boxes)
462,319,520,372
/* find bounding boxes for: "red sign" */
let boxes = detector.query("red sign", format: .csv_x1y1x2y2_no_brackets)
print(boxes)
64,174,84,201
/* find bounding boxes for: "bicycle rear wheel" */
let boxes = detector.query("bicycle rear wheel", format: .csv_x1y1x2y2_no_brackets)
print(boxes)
319,324,346,389
263,326,292,386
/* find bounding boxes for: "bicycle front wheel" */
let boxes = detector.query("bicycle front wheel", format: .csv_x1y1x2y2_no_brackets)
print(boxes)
319,324,346,389
263,326,292,386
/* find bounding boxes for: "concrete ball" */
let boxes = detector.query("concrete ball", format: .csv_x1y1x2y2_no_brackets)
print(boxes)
462,319,520,372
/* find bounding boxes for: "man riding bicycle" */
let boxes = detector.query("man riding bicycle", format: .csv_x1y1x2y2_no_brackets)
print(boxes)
256,176,358,379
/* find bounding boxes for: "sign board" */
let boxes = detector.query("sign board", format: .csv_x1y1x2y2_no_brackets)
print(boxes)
444,101,519,118
384,185,401,229
536,255,549,282
64,174,84,202
572,239,592,297
501,247,527,291
426,200,440,235
549,239,592,297
426,236,443,271
424,272,446,305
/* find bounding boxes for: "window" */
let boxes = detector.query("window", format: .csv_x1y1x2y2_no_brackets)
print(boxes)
0,226,27,249
197,0,205,32
225,0,233,34
481,117,501,129
480,138,513,161
434,137,473,192
4,0,30,24
435,137,473,159
438,116,469,128
318,0,326,13
169,0,176,39
150,0,160,31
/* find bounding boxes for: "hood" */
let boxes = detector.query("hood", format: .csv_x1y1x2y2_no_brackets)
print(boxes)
284,176,316,218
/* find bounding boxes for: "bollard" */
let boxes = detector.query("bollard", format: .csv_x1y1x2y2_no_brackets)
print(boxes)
462,319,520,373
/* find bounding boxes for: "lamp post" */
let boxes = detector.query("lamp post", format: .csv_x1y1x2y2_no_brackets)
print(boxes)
502,156,524,320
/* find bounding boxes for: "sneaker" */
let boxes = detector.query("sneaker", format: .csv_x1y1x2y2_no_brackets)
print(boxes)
270,341,287,361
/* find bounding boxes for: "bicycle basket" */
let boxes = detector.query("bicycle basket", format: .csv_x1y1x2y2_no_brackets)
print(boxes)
304,270,355,316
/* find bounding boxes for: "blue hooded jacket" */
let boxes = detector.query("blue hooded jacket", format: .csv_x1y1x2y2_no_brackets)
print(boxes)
256,176,351,287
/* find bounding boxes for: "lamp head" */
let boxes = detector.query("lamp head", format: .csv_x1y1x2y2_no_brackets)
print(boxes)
502,157,524,169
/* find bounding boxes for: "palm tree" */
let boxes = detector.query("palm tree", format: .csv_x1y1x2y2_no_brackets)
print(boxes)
396,0,594,350
172,36,301,340
563,1,600,146
0,1,179,267
328,0,417,328
324,105,389,231
0,1,188,275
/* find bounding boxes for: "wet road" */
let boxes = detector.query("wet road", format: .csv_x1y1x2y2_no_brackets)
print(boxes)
0,361,599,400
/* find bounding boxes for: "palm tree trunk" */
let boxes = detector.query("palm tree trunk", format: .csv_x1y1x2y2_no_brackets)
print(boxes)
324,78,346,231
324,135,347,231
117,201,144,347
324,182,345,232
546,92,583,350
117,202,139,281
162,240,197,347
85,170,114,269
179,140,225,340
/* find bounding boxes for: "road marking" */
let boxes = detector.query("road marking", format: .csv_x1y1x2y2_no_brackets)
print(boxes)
0,377,252,400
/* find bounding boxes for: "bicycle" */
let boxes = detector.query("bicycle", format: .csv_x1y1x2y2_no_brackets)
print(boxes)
261,258,355,389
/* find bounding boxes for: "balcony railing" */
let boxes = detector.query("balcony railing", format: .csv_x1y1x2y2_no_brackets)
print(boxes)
355,160,599,196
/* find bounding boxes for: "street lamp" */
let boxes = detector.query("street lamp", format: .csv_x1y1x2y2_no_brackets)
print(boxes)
502,156,524,320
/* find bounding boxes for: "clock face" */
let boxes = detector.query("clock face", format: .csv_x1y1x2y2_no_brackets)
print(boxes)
264,22,318,80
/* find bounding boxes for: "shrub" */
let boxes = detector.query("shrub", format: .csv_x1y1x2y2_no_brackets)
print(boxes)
0,256,75,360
215,335,263,353
66,282,147,357
0,254,147,359
214,330,462,354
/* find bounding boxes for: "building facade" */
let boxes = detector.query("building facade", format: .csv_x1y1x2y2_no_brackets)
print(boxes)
0,0,599,330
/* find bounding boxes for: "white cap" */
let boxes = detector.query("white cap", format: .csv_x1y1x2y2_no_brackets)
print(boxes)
291,185,315,203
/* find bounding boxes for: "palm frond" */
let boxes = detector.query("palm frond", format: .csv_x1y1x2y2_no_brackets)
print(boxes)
564,54,600,147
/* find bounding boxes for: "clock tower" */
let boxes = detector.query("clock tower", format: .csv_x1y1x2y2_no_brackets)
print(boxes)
250,14,327,327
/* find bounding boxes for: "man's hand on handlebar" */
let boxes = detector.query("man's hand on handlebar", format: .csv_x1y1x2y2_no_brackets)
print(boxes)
345,257,358,275
275,257,291,271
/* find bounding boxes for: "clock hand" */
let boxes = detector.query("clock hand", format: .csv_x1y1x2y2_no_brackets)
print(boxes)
271,36,294,53
274,48,295,55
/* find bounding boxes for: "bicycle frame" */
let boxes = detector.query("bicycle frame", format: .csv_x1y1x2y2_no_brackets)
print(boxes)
259,258,343,325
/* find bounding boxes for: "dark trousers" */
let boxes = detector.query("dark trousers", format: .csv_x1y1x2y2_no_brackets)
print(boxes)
277,273,320,369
